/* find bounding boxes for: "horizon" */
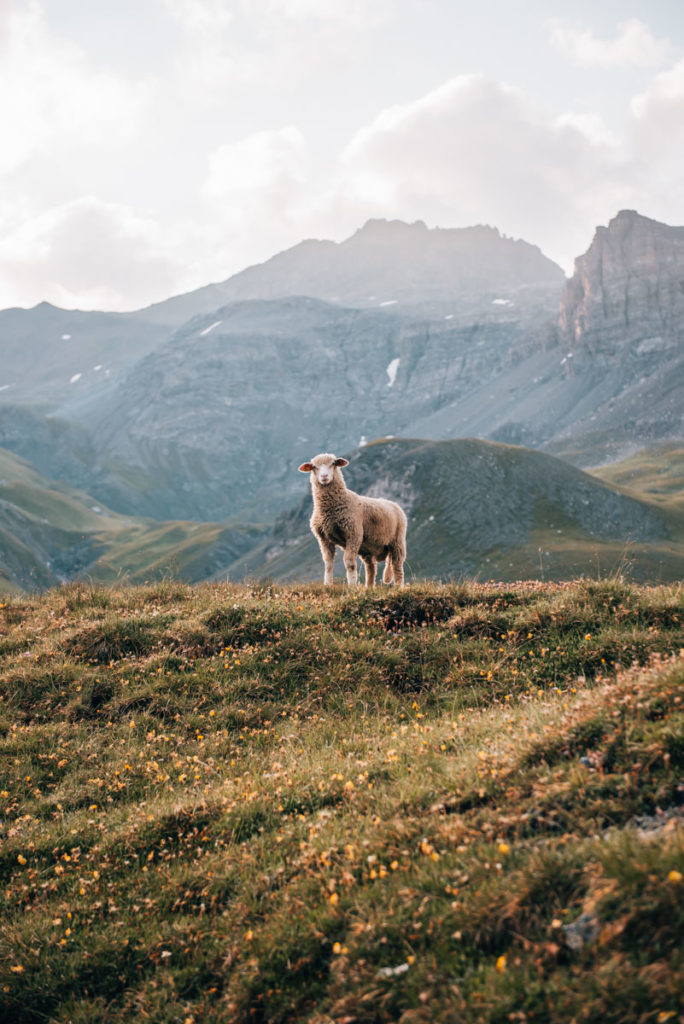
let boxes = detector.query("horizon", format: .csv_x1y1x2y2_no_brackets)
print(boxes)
0,205,665,317
0,1,683,312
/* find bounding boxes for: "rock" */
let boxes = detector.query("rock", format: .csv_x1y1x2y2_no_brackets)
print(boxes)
562,911,600,951
551,211,684,458
559,210,684,358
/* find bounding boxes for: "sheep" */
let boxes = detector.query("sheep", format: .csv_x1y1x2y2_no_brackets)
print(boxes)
298,452,407,587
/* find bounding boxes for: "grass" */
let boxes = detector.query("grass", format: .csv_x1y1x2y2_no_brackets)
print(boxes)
0,445,267,592
592,446,684,511
0,578,682,1023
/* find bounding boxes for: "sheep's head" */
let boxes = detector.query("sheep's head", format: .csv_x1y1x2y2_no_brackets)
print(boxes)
298,453,348,486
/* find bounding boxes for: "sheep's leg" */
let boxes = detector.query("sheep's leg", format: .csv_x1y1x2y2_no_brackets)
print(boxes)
389,542,406,587
343,545,360,586
362,557,376,588
382,559,394,585
317,538,336,585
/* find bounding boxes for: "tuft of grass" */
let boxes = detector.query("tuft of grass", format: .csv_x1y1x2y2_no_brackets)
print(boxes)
0,578,682,1023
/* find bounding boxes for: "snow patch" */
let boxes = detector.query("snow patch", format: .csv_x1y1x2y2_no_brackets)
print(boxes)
492,298,511,306
61,334,72,340
199,320,222,336
386,358,400,387
379,300,398,307
70,373,82,383
0,384,13,392
93,364,103,372
444,314,454,320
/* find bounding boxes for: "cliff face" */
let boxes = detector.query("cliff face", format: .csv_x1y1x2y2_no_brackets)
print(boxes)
559,210,684,357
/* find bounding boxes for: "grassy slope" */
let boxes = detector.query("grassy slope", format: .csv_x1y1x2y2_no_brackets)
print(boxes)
0,448,266,592
0,578,682,1023
592,446,684,512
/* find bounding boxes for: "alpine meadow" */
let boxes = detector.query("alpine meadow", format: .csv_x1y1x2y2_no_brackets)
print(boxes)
2,3,684,1021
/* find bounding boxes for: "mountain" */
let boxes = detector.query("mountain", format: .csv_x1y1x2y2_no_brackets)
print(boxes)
0,302,170,407
547,210,684,460
0,447,266,593
402,211,684,463
0,211,682,562
56,296,559,521
229,438,684,584
136,218,565,326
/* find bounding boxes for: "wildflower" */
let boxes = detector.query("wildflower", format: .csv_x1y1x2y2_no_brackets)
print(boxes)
495,954,507,972
668,869,682,884
497,843,510,856
17,854,27,866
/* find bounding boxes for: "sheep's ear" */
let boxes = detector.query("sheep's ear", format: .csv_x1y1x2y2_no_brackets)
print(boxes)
334,457,349,468
298,462,314,473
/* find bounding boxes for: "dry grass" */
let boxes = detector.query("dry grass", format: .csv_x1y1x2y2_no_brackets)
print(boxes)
0,578,682,1023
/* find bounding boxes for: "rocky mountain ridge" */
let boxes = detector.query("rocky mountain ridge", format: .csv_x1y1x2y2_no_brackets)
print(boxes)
136,218,564,326
559,209,684,357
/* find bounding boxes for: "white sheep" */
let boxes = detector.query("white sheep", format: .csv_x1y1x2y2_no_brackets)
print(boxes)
298,452,407,586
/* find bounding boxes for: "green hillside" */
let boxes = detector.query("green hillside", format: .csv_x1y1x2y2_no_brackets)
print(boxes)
0,448,266,592
233,438,684,584
592,446,684,511
0,579,682,1022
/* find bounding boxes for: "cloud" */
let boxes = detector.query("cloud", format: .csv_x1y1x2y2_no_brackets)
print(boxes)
0,198,185,310
203,125,308,207
162,0,233,34
162,0,391,93
0,1,148,177
198,125,314,273
629,58,684,212
261,0,388,29
549,18,673,69
336,75,634,271
631,56,684,143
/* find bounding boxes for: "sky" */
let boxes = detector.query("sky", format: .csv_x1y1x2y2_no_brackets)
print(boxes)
0,0,683,311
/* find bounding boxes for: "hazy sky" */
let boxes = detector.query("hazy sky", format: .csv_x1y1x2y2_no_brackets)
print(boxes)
0,0,683,311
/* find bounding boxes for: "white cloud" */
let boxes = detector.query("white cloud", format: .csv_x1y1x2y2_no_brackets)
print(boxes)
261,0,388,29
629,58,684,214
549,18,673,69
162,0,233,34
0,198,185,310
203,125,308,205
198,126,313,273
0,1,148,177
162,0,391,94
335,75,635,271
631,56,684,140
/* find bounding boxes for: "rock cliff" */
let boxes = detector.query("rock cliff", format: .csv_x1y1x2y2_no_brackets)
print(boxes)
559,210,684,357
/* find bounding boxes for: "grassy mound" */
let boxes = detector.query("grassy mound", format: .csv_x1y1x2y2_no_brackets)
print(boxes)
0,579,683,1023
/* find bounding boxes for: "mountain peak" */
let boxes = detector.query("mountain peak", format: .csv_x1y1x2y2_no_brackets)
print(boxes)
559,208,684,352
604,209,671,236
348,218,430,244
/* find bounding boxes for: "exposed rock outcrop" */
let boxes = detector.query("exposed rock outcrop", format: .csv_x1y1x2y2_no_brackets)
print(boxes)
559,209,684,358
